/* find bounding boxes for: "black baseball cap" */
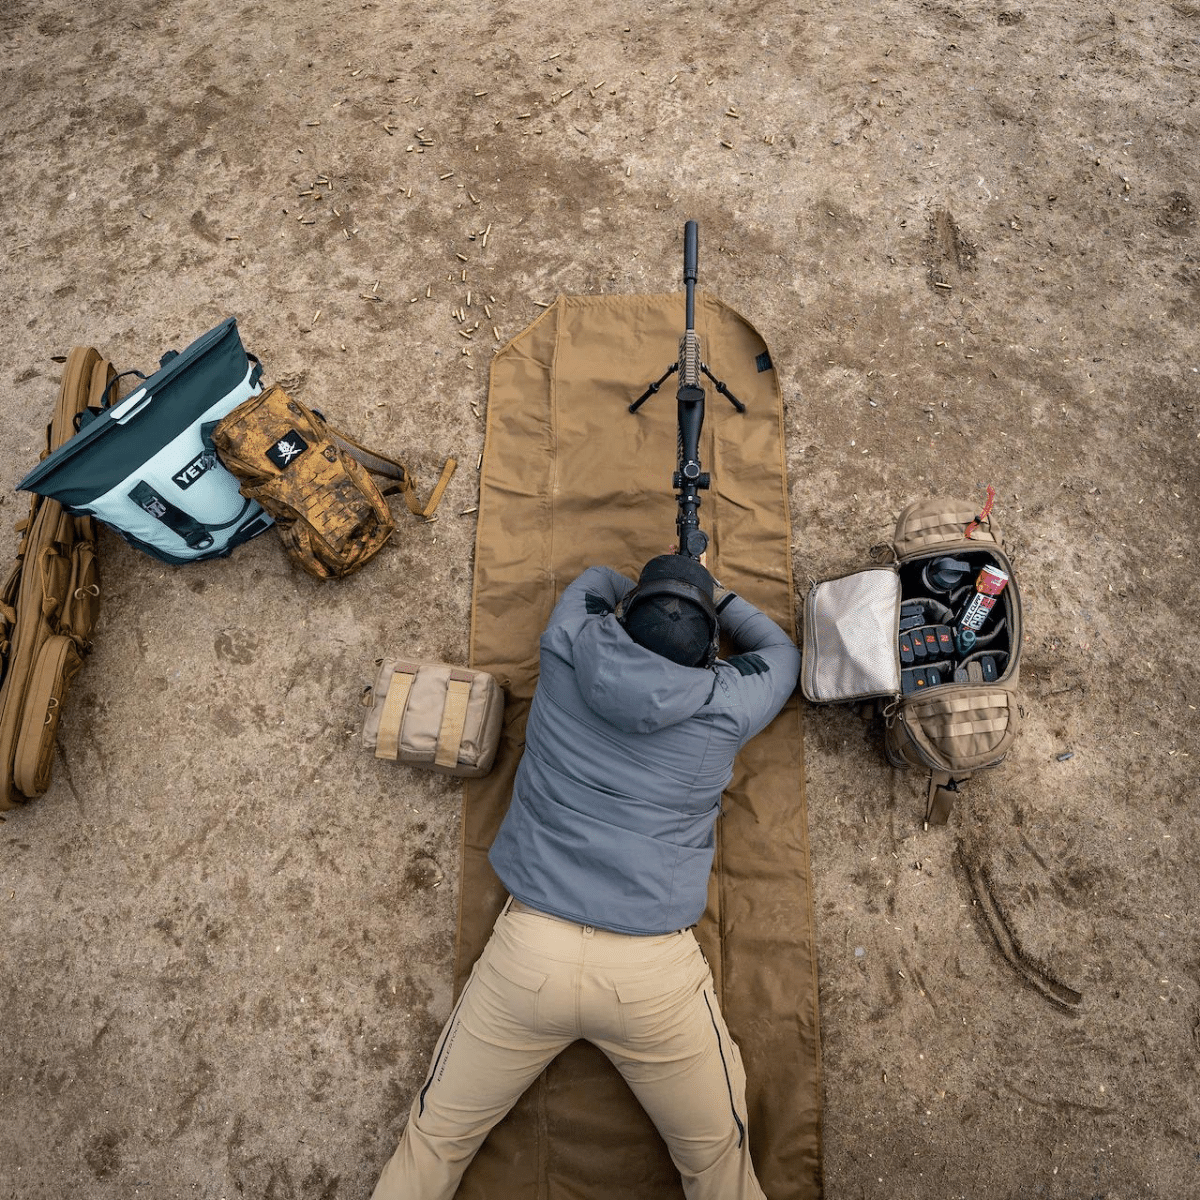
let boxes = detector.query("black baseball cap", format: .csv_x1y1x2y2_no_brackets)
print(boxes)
617,554,718,668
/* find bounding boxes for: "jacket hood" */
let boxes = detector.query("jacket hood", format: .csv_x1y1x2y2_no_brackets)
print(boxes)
570,613,715,733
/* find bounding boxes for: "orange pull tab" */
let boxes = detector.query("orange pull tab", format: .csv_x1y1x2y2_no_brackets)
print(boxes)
964,485,996,540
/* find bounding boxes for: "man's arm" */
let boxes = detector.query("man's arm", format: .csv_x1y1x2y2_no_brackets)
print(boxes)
547,565,633,626
713,590,801,737
716,590,795,654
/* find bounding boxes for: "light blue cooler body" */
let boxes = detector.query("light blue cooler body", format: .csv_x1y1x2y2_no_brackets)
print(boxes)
18,318,273,564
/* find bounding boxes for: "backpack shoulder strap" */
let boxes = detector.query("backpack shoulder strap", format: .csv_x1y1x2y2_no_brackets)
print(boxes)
322,421,458,520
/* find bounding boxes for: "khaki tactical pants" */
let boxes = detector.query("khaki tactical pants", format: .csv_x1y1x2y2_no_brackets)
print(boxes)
371,898,767,1200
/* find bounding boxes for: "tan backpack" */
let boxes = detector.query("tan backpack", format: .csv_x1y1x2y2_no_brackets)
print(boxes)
801,496,1022,825
1,347,111,808
212,384,456,580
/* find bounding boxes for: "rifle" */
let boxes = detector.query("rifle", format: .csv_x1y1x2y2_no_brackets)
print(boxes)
629,220,744,561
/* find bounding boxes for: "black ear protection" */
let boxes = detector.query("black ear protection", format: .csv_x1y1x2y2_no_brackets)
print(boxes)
922,556,973,594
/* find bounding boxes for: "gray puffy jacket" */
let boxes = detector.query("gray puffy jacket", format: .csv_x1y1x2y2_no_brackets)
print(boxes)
488,566,800,934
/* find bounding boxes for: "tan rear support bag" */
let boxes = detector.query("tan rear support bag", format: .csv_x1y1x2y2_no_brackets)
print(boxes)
363,659,504,778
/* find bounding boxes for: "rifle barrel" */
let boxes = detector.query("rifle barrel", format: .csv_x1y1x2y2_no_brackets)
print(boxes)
683,220,698,328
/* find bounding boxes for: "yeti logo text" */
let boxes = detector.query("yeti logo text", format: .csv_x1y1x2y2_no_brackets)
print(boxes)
265,428,310,469
172,451,218,491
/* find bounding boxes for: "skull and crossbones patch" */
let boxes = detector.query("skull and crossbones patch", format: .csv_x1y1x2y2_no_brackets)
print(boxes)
266,430,310,469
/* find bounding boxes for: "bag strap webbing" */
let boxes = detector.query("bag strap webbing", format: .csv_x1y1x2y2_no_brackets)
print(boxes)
435,675,473,769
375,664,419,760
327,426,410,484
127,481,222,550
925,770,965,826
929,690,1011,715
414,457,458,520
323,421,458,521
932,714,1011,739
379,455,458,520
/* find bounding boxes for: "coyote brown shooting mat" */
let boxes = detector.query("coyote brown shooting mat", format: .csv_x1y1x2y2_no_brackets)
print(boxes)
453,291,822,1200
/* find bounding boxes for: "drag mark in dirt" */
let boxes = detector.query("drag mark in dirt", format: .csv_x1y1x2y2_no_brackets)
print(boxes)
1005,1081,1114,1119
900,950,940,1018
957,845,1084,1012
925,207,977,294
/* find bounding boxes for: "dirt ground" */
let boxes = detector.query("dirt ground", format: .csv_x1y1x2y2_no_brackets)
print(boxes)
2,1,1198,1198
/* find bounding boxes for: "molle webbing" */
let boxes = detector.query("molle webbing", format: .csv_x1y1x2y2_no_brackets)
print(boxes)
435,674,474,769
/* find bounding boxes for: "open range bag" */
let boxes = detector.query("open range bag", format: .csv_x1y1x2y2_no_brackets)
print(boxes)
16,318,273,565
212,384,457,580
362,659,504,778
801,496,1023,825
1,347,112,809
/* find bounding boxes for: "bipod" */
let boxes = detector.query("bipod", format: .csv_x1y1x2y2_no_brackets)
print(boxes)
628,360,745,415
